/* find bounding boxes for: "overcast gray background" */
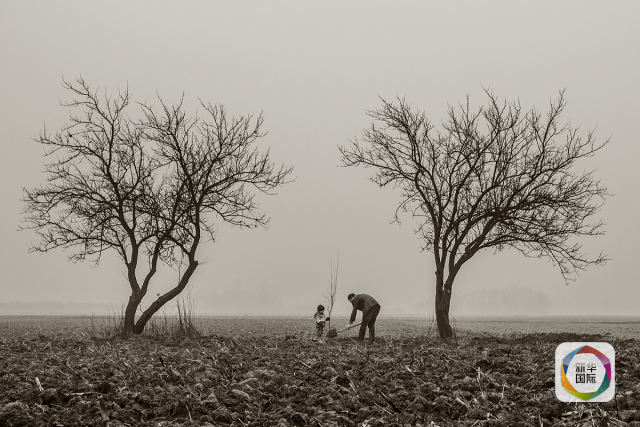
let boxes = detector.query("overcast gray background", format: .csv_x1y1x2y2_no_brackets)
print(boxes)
1,2,638,317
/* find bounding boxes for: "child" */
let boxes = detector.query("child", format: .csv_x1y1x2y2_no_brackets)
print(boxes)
313,304,330,341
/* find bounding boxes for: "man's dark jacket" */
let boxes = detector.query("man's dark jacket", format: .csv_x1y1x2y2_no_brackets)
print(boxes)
349,294,380,323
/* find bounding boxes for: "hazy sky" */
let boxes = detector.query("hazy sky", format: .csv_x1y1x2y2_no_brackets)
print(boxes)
1,2,638,317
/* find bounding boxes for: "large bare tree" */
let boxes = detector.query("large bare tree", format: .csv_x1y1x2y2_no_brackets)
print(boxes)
340,91,608,339
23,77,293,335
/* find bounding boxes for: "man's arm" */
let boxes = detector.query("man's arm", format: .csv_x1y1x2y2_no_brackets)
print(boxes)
349,303,358,324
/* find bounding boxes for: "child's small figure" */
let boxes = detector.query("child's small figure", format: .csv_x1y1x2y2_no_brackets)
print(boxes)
314,304,330,341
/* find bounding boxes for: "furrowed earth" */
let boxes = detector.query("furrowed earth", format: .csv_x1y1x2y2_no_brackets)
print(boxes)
0,317,638,426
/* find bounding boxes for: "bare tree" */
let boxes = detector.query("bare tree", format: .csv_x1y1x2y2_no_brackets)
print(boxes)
326,253,339,333
340,91,608,339
23,77,293,335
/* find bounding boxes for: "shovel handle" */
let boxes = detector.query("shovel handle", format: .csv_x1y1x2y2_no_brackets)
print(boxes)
336,322,362,333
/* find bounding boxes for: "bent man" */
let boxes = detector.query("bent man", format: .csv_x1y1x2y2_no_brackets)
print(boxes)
347,293,381,343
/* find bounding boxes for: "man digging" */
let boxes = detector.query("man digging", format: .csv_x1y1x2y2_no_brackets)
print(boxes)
347,293,381,344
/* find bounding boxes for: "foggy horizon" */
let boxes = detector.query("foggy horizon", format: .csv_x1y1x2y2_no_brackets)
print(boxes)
2,2,639,319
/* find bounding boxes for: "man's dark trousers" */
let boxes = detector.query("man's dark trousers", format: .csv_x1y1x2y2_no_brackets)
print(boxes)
358,304,380,342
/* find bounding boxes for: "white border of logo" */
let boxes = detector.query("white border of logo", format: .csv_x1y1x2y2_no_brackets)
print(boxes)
555,342,615,402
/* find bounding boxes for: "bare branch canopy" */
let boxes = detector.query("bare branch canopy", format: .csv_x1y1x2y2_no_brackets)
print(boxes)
340,90,608,338
23,77,294,334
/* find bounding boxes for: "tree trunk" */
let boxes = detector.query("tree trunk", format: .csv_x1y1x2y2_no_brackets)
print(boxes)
123,294,140,336
435,275,453,339
133,261,198,334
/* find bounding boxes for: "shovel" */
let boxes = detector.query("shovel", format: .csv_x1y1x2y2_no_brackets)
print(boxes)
327,322,361,339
